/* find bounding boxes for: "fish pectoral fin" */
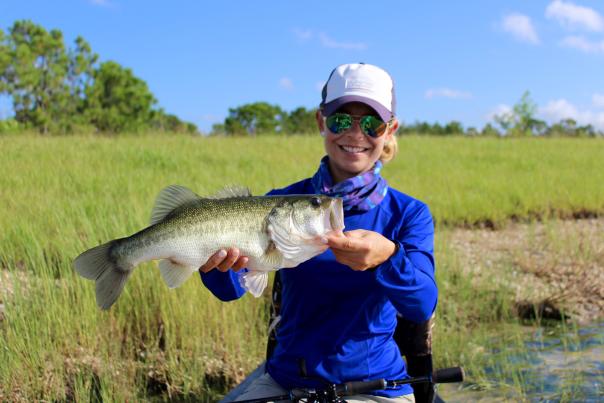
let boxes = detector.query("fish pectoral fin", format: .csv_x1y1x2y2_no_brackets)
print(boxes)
281,243,328,267
268,221,327,268
158,259,197,288
267,222,301,257
238,270,268,298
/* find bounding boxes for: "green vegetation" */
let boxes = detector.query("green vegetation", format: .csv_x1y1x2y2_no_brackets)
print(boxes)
0,20,197,134
399,91,601,138
211,102,317,136
0,135,602,401
2,21,602,138
210,91,603,138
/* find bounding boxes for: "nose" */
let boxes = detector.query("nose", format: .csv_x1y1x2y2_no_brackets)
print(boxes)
342,120,365,139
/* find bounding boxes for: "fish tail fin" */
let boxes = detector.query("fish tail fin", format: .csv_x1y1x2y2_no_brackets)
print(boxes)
238,270,269,298
158,259,197,288
73,241,132,310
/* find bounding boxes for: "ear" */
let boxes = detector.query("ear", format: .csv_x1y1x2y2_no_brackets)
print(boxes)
387,118,399,140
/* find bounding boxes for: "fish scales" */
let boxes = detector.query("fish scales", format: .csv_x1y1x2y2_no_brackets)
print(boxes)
74,185,344,309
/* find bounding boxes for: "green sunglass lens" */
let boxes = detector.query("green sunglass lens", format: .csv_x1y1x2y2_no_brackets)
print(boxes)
360,116,387,137
326,113,353,134
326,113,387,137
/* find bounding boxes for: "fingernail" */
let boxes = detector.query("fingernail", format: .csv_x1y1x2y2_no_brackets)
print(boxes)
319,236,328,244
218,250,227,258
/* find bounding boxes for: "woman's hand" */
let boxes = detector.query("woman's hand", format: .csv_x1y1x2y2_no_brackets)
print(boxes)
199,248,249,273
325,230,397,271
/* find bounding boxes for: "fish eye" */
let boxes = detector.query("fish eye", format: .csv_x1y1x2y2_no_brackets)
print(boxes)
310,196,321,208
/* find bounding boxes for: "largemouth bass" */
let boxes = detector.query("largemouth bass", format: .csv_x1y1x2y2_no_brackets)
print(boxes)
74,185,344,309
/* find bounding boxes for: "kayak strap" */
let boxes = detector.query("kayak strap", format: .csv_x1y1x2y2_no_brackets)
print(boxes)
394,314,436,403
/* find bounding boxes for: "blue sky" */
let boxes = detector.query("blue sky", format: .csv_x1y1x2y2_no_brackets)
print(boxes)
1,0,604,132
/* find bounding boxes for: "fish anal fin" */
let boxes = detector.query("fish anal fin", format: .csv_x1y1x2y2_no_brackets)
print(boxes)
158,259,197,288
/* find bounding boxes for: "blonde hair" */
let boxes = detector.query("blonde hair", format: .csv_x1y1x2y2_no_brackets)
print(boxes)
380,127,398,163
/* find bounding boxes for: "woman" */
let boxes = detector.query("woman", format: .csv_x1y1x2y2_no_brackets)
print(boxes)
200,63,437,402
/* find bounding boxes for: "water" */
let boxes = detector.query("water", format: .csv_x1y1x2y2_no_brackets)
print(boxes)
438,322,604,402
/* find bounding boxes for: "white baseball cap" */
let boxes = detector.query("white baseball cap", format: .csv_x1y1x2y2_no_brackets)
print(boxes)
320,63,396,122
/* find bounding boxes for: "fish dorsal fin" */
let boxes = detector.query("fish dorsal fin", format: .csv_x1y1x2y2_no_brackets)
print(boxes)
150,185,201,225
208,185,252,199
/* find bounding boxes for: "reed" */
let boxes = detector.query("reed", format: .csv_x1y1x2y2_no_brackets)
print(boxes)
0,134,602,400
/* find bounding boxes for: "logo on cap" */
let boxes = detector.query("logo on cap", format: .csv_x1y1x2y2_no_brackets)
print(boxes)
345,79,373,92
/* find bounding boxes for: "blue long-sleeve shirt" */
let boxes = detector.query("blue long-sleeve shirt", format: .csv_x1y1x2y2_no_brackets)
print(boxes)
200,178,437,397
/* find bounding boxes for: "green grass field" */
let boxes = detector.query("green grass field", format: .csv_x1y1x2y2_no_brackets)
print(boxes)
0,134,602,401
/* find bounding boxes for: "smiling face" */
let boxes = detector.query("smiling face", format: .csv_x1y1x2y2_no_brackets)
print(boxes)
317,102,397,184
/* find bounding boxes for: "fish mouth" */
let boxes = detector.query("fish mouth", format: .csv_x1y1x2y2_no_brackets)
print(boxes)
329,198,345,232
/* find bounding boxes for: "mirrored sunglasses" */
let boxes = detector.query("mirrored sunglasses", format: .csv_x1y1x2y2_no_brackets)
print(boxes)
325,113,390,138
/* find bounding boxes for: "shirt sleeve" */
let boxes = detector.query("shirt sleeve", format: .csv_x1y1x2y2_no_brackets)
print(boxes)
373,203,438,323
200,269,246,301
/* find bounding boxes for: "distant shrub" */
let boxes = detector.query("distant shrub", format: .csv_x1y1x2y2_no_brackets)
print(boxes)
0,118,22,134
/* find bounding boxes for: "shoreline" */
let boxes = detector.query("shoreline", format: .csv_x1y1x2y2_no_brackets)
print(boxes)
444,217,604,324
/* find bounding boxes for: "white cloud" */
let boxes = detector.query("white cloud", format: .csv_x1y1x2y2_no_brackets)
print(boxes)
502,13,540,44
318,33,367,50
486,104,513,121
292,28,313,42
424,88,472,100
540,98,579,119
560,35,604,53
593,93,604,108
539,98,604,130
279,77,294,90
545,0,604,32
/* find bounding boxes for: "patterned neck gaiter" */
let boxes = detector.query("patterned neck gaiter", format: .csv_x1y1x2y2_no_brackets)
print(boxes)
311,156,389,212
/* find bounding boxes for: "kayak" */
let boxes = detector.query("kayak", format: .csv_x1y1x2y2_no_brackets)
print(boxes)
219,362,266,403
218,361,451,403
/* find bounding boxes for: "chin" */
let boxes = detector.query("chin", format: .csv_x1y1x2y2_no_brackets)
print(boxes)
336,161,372,177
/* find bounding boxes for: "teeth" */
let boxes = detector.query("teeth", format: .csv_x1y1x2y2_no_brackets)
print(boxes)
341,146,366,153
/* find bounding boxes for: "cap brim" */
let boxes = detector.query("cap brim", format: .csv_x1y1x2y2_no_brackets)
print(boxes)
322,95,392,122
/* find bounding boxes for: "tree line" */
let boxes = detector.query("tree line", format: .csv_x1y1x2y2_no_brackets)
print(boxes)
211,92,602,137
0,20,197,134
1,21,601,138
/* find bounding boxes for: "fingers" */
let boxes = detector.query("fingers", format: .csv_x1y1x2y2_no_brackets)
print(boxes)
199,248,248,273
199,249,228,273
231,256,249,271
216,248,241,272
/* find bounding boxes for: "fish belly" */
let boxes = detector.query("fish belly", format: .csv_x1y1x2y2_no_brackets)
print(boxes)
121,229,272,270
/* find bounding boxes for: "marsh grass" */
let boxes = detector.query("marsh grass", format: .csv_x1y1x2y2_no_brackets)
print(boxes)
434,221,604,402
1,134,603,400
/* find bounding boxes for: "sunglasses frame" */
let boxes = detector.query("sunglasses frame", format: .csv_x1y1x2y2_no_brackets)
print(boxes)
323,112,392,138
